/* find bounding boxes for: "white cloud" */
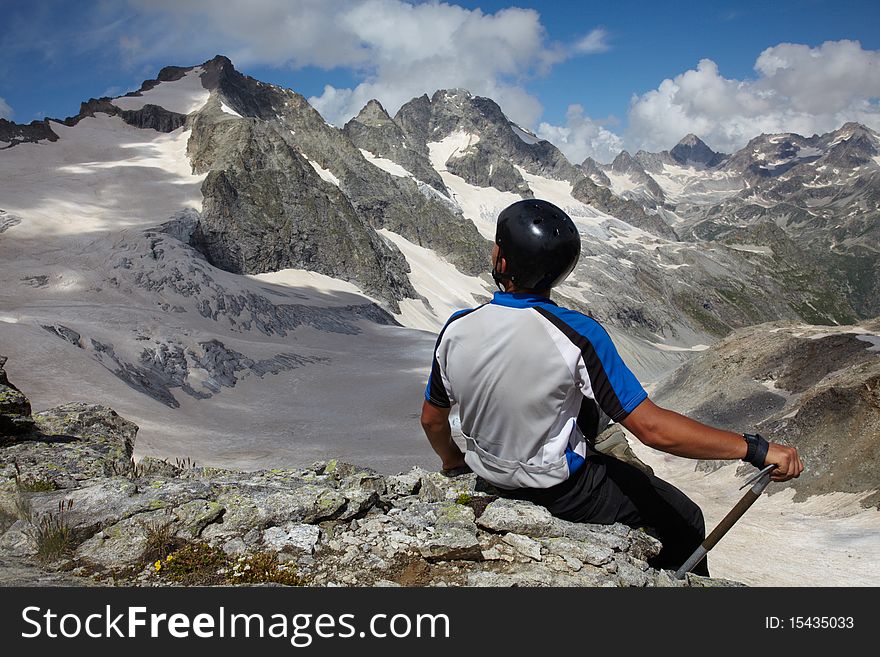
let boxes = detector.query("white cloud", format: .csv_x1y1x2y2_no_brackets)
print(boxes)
117,0,603,128
573,28,609,54
626,40,880,153
0,97,12,119
306,1,583,126
536,104,623,164
125,0,371,69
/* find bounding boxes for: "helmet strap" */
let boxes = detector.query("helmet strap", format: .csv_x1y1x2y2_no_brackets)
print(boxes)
491,251,509,292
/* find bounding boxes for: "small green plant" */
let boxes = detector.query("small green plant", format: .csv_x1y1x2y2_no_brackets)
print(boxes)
228,551,303,586
16,478,57,492
153,543,303,586
455,493,472,505
155,542,227,585
140,516,180,563
31,499,74,563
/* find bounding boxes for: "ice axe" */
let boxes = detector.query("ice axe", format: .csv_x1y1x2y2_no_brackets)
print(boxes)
675,463,777,579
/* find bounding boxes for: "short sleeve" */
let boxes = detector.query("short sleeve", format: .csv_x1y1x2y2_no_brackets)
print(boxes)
424,351,453,408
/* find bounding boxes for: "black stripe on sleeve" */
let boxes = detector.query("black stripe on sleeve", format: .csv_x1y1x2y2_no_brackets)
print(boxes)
534,306,628,421
426,357,451,408
425,305,485,409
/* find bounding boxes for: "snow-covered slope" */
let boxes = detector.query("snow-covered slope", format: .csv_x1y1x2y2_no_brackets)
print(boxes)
0,83,440,473
112,67,210,115
2,57,877,588
1,56,874,475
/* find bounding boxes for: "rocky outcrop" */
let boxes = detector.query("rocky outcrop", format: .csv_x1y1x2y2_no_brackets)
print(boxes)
395,89,583,187
630,135,728,173
189,56,489,297
71,335,330,410
0,119,59,148
579,157,611,186
444,143,532,196
0,356,34,438
64,98,188,133
669,134,727,168
609,151,666,204
652,319,880,507
187,114,417,309
343,100,448,194
571,176,678,240
0,98,187,150
0,361,736,587
0,209,22,234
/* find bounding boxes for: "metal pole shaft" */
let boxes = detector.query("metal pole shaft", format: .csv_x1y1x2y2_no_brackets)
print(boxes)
674,471,773,579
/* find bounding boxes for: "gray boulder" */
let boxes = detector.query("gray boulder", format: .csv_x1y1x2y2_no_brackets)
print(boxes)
0,356,34,437
476,498,559,538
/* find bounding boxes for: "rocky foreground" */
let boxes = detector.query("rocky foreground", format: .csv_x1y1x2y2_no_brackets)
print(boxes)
0,356,735,587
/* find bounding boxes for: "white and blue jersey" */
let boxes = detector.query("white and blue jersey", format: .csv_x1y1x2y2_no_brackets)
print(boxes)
426,291,648,490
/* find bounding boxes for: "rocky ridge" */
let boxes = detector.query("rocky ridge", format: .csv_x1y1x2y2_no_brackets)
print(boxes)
651,319,880,507
333,83,861,334
0,65,191,148
2,55,868,337
343,99,448,195
0,357,735,587
187,56,489,309
592,125,880,320
395,88,582,186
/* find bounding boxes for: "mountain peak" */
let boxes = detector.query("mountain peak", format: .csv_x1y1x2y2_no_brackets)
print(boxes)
431,88,474,103
610,150,645,175
834,122,877,141
677,133,705,148
197,54,242,91
350,99,393,127
152,54,234,87
204,54,234,68
670,133,724,168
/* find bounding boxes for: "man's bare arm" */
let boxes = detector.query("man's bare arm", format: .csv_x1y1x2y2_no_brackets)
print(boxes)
420,399,467,471
621,398,803,481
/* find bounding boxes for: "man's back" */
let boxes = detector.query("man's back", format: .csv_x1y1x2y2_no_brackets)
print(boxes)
420,198,802,577
427,291,647,490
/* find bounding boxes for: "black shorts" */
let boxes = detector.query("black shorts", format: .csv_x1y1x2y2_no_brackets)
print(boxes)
502,443,708,575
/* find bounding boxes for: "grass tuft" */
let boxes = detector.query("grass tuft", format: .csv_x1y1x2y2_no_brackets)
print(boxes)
31,499,75,563
140,516,182,563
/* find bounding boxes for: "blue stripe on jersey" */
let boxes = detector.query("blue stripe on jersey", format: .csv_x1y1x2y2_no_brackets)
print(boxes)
532,301,647,417
489,291,557,309
564,445,585,475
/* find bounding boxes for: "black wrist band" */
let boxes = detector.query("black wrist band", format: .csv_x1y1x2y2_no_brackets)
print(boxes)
742,433,769,468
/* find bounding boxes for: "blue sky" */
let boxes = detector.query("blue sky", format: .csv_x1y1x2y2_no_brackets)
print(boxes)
2,1,879,162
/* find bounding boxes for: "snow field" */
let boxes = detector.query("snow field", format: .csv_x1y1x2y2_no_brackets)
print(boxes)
111,68,210,115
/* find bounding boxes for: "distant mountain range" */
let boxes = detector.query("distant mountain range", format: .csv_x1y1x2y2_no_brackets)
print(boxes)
1,54,878,471
583,123,880,318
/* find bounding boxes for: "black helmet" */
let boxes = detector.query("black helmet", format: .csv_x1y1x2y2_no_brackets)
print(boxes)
493,199,581,290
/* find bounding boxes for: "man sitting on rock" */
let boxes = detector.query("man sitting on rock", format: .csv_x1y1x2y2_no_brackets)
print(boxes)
419,199,803,576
